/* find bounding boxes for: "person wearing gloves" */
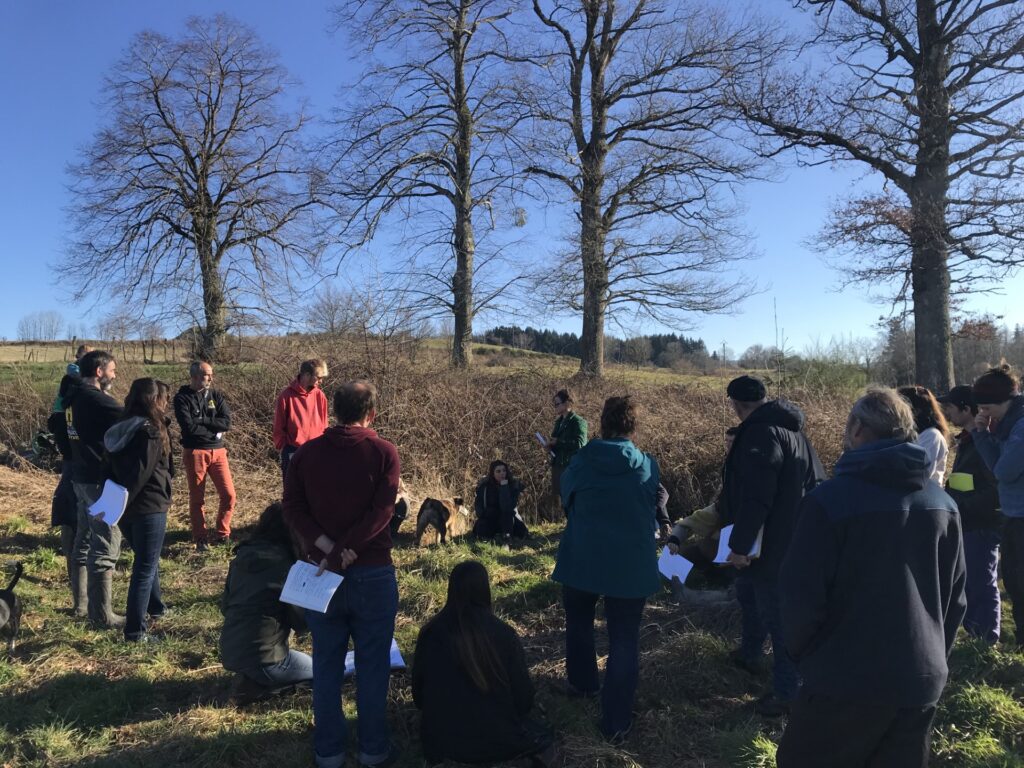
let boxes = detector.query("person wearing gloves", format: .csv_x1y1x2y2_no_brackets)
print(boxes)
104,377,172,642
472,460,529,544
552,395,660,746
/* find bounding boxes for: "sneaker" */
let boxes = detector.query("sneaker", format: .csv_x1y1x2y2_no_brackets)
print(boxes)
754,692,791,718
195,541,209,552
729,648,765,675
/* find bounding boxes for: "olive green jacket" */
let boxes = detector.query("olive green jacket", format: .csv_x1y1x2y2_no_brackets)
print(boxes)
552,411,588,468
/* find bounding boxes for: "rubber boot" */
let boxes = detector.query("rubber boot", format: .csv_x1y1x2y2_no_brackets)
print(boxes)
87,570,125,629
69,563,88,618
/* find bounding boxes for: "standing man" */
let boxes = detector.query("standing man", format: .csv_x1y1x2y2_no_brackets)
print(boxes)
283,380,401,768
66,350,124,627
939,385,1002,644
971,365,1024,648
273,358,329,481
547,389,587,517
721,375,825,717
173,361,236,551
778,388,966,768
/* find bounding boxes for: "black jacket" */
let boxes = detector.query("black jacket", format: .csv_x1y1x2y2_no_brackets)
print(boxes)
780,439,967,707
66,383,123,484
173,385,231,449
946,431,1001,532
412,606,538,764
48,373,81,459
722,400,825,580
104,417,174,520
474,478,522,522
220,537,307,670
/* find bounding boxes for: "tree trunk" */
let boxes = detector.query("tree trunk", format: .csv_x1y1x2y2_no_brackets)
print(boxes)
197,236,226,361
910,0,954,392
450,6,475,370
578,163,608,377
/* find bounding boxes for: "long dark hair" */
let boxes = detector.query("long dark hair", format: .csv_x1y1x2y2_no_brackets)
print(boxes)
438,560,508,692
487,460,512,485
247,502,300,558
898,386,950,442
121,377,171,456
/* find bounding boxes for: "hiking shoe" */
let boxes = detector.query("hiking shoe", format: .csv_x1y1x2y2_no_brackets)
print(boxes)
729,648,765,675
754,692,791,718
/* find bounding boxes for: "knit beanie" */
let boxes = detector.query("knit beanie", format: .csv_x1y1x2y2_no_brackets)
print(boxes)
973,372,1015,405
727,375,767,402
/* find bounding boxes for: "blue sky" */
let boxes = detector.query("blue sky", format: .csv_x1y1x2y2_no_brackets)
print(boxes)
2,1,1021,354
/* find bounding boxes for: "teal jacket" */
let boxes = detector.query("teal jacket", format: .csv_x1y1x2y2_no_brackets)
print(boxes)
552,438,661,598
552,411,588,468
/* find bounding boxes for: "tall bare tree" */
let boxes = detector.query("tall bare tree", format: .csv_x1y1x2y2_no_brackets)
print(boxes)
735,0,1024,391
17,311,64,342
524,0,767,377
64,15,324,361
324,0,526,368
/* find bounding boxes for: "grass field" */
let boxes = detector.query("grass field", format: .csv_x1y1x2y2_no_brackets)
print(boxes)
1,464,1023,768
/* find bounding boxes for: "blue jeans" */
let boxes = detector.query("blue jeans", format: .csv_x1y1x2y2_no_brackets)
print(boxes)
963,529,1001,644
305,565,399,768
120,513,167,640
744,577,799,701
240,649,314,689
280,445,299,481
562,584,645,737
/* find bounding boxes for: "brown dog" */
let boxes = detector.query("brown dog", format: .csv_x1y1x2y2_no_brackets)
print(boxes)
0,562,23,658
414,498,470,545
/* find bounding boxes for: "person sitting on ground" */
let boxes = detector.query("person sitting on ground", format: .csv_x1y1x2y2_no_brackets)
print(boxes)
412,560,554,767
472,460,529,543
220,502,311,702
899,385,951,485
104,378,173,642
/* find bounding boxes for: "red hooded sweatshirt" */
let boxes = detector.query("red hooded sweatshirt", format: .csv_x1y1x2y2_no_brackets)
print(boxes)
273,379,329,451
282,425,400,571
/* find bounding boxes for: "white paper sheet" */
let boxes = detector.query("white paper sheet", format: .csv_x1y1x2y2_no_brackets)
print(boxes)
88,479,130,526
279,560,344,612
344,638,407,678
713,524,763,564
534,431,548,447
658,547,694,584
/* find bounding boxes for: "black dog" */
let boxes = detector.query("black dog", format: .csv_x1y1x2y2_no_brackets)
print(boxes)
389,497,409,536
414,497,468,545
0,562,24,658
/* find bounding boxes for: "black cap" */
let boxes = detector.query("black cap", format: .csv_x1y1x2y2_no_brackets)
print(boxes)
937,385,974,410
727,375,767,403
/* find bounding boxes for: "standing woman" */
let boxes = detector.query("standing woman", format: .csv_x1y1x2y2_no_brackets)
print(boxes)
552,395,660,744
899,385,951,484
547,389,587,515
104,378,172,642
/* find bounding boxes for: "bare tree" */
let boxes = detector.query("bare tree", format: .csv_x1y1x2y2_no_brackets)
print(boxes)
64,15,325,361
17,311,64,342
523,0,767,377
735,0,1024,391
324,0,527,368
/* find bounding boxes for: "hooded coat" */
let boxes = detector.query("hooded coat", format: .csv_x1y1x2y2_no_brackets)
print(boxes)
973,395,1024,518
282,425,401,572
721,400,826,580
272,379,329,451
780,439,966,707
552,438,660,599
104,416,174,520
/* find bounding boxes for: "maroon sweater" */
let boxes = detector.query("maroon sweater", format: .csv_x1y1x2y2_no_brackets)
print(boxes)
283,425,400,571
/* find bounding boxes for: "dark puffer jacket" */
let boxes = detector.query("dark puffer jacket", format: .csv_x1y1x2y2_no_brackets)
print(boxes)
103,416,174,520
721,400,826,580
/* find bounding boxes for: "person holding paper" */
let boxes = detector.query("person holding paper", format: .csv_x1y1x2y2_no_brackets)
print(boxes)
552,395,660,745
173,360,236,551
104,378,173,642
778,388,965,768
545,389,587,517
412,561,554,766
720,375,825,717
472,460,529,544
938,385,1002,644
221,502,312,701
283,380,401,768
66,350,124,628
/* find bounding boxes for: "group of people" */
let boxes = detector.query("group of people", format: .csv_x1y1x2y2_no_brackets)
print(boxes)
43,346,1024,768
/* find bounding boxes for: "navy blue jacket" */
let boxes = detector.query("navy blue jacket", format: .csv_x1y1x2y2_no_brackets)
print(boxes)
722,400,826,580
780,439,966,707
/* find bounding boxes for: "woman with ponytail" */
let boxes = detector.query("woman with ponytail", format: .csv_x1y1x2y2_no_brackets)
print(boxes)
412,561,553,765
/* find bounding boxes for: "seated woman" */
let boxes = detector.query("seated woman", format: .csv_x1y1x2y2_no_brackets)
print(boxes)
220,502,311,702
412,560,554,766
472,460,529,543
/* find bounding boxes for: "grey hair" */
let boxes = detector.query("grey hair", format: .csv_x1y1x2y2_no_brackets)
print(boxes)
848,387,918,443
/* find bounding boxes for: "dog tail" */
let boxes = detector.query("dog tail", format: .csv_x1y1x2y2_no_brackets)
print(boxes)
5,562,23,592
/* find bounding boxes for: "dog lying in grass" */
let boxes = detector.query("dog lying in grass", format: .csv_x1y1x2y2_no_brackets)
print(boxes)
414,498,470,545
0,562,23,658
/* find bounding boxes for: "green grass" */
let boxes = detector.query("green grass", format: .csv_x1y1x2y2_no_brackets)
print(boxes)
1,468,1022,767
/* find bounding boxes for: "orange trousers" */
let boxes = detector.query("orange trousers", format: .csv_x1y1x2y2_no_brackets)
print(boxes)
182,447,236,542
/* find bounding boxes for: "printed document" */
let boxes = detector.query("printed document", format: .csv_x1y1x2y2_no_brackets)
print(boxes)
88,480,130,526
279,560,344,612
713,524,763,564
658,547,694,584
